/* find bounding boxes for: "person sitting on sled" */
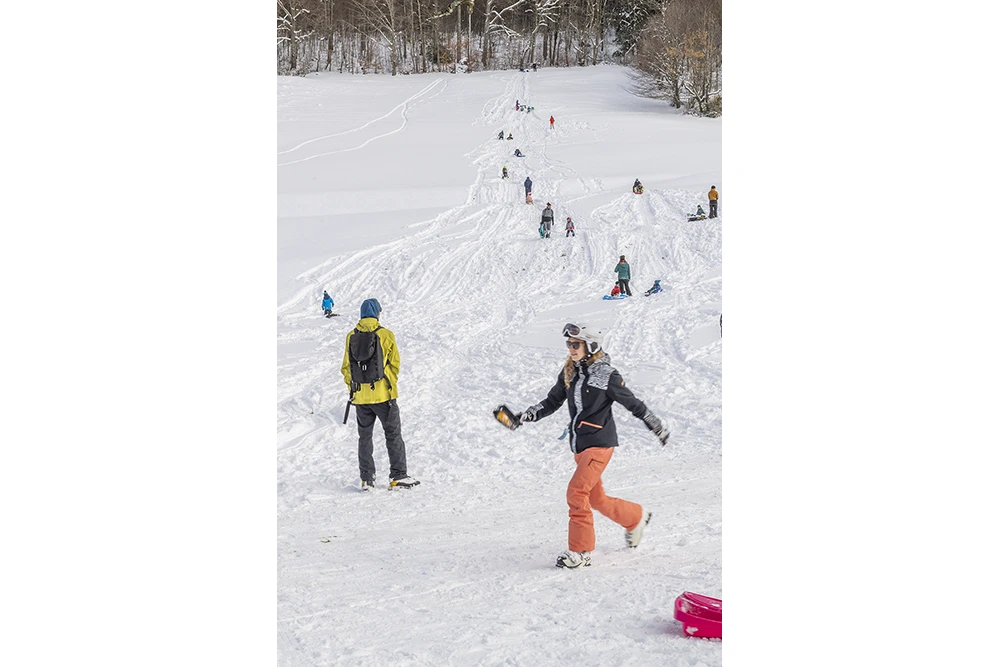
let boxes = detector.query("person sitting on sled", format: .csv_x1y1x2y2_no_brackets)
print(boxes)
609,284,621,298
507,133,513,140
633,179,644,195
643,280,663,297
514,148,524,157
322,290,334,316
696,204,705,216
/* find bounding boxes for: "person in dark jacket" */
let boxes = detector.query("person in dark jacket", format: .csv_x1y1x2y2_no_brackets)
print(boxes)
614,256,632,296
541,203,554,238
524,176,532,196
341,298,419,491
515,323,669,569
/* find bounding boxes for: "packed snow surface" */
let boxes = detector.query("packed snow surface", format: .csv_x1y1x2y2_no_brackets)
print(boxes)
278,65,722,666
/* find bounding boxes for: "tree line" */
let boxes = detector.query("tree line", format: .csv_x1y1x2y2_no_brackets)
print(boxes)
277,0,720,115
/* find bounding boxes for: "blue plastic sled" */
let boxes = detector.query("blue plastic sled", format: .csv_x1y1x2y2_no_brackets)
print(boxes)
602,294,631,301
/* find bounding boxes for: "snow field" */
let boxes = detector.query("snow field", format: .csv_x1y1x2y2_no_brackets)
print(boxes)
278,65,721,666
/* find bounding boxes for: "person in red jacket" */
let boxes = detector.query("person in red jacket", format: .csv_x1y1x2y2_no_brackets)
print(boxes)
549,115,555,128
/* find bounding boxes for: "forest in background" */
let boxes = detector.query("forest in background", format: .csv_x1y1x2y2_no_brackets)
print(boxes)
277,0,720,115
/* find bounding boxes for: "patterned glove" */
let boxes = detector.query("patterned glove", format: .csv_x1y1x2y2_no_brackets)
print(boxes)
520,404,541,422
641,410,670,446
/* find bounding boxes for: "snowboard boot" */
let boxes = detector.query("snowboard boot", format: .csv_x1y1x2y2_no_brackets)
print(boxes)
388,476,420,490
625,510,652,548
556,550,592,569
360,479,376,492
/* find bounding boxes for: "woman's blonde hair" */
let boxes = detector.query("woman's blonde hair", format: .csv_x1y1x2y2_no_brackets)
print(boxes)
563,349,605,388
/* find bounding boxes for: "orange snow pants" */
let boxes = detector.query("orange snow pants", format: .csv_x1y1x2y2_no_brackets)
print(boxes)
566,447,643,553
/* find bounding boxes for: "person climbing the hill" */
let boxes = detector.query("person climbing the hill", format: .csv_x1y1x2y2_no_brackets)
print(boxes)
565,216,575,237
708,186,719,218
614,255,632,296
322,290,334,317
643,280,663,297
507,133,513,140
341,298,420,491
498,130,504,140
514,148,524,157
506,322,669,568
550,115,555,129
524,176,532,198
541,203,555,238
502,165,508,180
633,179,644,195
516,100,520,110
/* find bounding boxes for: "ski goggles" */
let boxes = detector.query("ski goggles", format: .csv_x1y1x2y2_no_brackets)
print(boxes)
562,323,583,338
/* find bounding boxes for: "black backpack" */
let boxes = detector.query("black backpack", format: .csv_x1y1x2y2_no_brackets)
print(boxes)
348,327,392,394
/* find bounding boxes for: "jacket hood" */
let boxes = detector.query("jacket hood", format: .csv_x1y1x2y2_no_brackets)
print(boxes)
355,317,381,332
360,298,382,320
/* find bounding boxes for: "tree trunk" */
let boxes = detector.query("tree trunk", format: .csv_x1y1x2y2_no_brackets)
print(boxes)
455,2,462,72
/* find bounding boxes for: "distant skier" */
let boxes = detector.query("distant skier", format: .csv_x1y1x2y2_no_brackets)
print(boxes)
643,280,663,297
514,148,524,157
507,133,513,140
549,115,555,129
614,255,632,296
498,130,504,140
532,63,538,72
506,322,668,568
502,165,508,180
565,216,575,237
633,179,644,195
541,203,555,238
322,290,334,317
708,186,719,218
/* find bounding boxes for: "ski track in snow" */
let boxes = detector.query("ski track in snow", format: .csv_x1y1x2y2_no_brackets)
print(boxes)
278,69,721,667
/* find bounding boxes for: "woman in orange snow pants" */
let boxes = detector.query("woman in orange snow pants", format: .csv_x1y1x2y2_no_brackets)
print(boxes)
514,322,671,569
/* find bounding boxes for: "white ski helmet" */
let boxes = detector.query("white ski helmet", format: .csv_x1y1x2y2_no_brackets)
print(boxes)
562,323,603,355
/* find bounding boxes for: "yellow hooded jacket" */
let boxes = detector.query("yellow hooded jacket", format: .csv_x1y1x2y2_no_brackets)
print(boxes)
341,317,401,404
708,187,719,201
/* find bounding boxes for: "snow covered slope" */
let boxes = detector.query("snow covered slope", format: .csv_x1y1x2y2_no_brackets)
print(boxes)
278,65,722,666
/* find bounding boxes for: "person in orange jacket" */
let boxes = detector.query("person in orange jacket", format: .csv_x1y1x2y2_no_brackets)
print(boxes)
513,323,669,568
708,185,719,218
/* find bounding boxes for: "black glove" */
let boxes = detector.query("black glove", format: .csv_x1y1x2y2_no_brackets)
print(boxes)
641,410,670,446
520,404,541,422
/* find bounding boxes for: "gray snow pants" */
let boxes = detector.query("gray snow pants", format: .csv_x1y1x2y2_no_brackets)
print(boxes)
355,399,407,482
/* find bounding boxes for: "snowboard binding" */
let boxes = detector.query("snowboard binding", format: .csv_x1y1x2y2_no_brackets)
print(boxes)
493,404,522,430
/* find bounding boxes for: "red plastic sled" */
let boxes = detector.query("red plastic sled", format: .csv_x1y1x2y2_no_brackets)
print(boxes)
673,592,722,639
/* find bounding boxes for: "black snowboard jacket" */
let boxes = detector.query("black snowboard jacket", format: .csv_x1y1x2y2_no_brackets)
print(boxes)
529,355,648,454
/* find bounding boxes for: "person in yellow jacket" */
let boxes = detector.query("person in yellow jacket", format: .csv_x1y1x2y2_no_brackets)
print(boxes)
341,298,419,491
708,185,719,218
